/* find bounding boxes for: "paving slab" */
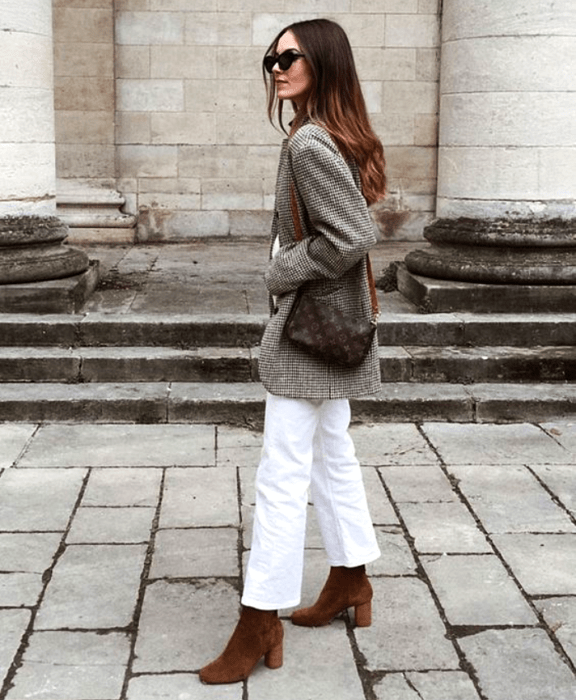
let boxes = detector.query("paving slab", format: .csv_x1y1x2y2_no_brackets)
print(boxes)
535,597,576,667
457,628,576,700
370,527,418,576
0,610,31,688
446,464,576,533
0,533,62,572
81,468,163,507
126,674,242,700
396,501,491,554
150,528,239,579
0,572,44,607
362,467,399,524
19,424,215,467
0,423,36,469
6,631,130,700
379,465,459,503
248,623,365,700
421,554,536,626
355,577,459,671
0,469,85,532
491,534,576,596
351,424,440,466
35,544,147,630
405,671,482,700
530,463,576,517
374,672,482,700
216,425,263,467
159,468,239,528
133,579,239,673
66,507,156,544
422,422,572,465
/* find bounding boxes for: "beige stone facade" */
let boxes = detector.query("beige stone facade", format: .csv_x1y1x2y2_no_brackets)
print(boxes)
50,0,441,242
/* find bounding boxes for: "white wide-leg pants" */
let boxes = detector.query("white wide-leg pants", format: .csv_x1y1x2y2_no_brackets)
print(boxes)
241,393,381,611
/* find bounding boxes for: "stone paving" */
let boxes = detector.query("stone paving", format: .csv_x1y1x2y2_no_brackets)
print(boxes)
1,420,576,700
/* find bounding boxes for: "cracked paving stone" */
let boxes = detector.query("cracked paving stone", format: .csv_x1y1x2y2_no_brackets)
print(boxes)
126,673,242,699
6,631,130,700
535,597,576,667
0,609,31,687
35,544,147,630
458,628,576,700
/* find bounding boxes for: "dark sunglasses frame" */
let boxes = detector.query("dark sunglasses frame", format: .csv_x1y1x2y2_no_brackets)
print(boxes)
263,50,306,74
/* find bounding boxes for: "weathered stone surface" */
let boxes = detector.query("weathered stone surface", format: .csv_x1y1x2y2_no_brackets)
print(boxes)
351,423,439,466
0,573,44,607
248,623,365,700
0,609,30,688
6,631,130,700
370,527,418,576
458,628,576,700
159,468,238,528
67,506,155,544
0,533,62,572
19,423,215,467
0,469,85,531
446,464,576,533
491,534,576,596
127,674,242,699
355,577,459,671
133,579,239,672
82,467,162,506
535,596,576,667
0,423,36,468
35,544,147,629
396,501,491,554
379,465,458,503
422,422,571,465
150,528,239,578
421,554,536,626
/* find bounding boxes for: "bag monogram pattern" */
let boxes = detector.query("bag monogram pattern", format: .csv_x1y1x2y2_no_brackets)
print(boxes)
285,293,376,368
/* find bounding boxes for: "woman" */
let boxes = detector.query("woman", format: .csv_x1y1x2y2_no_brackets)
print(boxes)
200,18,386,685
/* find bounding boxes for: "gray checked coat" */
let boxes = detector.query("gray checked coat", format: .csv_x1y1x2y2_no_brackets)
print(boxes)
258,122,381,399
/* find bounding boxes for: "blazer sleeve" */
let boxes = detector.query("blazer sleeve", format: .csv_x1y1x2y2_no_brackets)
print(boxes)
264,128,377,297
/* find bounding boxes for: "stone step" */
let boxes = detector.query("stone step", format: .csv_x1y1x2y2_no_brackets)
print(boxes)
0,313,575,348
0,381,574,425
1,346,575,384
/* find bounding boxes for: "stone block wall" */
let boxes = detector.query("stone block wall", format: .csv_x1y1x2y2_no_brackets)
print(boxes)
53,0,441,241
53,0,116,187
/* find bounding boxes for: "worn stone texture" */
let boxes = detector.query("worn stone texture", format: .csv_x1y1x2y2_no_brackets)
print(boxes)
48,1,440,240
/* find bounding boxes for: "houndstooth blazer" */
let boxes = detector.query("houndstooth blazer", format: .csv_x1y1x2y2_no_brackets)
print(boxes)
258,122,381,399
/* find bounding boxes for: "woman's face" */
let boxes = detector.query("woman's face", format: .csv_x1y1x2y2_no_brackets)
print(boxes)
273,30,313,109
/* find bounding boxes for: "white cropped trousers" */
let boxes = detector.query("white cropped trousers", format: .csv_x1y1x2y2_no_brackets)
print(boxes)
241,393,381,611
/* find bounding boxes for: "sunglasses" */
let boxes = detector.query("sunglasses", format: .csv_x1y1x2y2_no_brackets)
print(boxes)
263,50,306,74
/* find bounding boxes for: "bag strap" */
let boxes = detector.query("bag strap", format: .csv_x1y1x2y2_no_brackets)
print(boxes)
290,185,379,323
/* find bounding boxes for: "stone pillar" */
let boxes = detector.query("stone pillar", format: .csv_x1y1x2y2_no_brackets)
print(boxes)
0,0,91,293
400,0,576,312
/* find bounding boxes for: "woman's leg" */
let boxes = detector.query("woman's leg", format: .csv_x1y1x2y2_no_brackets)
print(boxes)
290,399,380,628
241,392,321,611
310,399,380,567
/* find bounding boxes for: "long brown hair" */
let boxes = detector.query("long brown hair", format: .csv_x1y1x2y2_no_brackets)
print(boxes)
263,18,386,205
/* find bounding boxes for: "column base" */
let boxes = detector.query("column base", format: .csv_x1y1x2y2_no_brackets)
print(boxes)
0,261,100,314
401,217,576,312
397,263,576,313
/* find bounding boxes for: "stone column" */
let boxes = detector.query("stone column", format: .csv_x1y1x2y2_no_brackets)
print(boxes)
0,0,89,289
400,0,576,312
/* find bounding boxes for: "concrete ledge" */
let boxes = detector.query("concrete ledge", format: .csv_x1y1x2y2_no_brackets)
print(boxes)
398,263,576,313
1,382,575,425
0,261,100,314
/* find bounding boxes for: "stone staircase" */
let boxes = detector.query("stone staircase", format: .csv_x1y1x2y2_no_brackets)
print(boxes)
1,305,576,426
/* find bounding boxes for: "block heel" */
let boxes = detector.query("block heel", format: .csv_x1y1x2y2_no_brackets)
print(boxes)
265,641,284,669
354,599,372,627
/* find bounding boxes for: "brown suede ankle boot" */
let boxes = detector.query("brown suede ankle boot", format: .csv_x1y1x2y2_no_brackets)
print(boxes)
291,565,372,628
199,606,284,684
